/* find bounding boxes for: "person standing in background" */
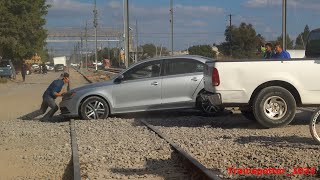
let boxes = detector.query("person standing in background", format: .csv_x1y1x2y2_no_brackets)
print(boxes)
21,61,27,82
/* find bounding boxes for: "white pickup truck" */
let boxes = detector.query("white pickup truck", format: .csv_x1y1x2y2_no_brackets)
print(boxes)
204,28,320,128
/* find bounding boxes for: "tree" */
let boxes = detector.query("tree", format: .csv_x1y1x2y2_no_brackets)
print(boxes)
276,34,294,49
295,25,310,49
0,0,50,62
219,23,265,59
188,45,215,58
139,44,169,60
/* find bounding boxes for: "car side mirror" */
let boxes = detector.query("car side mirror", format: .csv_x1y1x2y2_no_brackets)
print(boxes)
114,74,124,83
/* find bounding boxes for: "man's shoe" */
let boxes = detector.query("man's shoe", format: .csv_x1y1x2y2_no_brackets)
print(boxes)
20,116,32,120
39,117,51,122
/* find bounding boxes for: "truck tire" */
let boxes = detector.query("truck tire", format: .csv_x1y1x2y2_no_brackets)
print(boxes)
253,86,296,128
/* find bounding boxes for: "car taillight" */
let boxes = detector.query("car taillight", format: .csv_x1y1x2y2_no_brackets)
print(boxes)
212,68,220,86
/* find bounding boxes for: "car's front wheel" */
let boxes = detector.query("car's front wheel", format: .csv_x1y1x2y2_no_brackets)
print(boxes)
80,96,109,120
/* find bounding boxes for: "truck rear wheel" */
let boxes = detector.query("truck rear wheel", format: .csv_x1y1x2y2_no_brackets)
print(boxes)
253,86,296,128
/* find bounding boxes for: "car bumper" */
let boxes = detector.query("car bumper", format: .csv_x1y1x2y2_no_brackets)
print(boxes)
205,93,222,105
59,99,78,117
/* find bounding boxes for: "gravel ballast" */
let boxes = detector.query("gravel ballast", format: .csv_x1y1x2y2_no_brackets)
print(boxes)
143,111,320,179
76,118,190,179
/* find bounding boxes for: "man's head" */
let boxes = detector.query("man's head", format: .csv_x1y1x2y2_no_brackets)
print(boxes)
265,43,273,52
62,72,70,84
274,42,283,54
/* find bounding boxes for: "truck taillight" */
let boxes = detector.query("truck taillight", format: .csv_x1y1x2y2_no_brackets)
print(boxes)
212,68,220,86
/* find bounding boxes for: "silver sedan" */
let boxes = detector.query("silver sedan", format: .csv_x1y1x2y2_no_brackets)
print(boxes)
60,55,222,119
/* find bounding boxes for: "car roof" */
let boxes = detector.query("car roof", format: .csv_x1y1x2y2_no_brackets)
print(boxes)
131,55,213,67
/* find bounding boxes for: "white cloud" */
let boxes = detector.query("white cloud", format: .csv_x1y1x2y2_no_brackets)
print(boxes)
175,4,224,14
244,0,281,8
46,0,91,11
244,0,320,9
108,1,122,9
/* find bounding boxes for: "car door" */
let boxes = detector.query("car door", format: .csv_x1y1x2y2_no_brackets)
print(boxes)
161,58,204,107
112,60,163,113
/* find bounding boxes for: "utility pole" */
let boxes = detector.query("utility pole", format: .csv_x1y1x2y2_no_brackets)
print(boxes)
160,44,163,57
124,0,129,68
107,38,111,60
170,0,174,56
85,20,88,69
93,0,98,71
135,19,138,62
228,14,233,57
282,0,287,50
80,31,83,70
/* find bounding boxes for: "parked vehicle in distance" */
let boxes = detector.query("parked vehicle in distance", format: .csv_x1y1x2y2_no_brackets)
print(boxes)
203,28,320,128
70,63,79,67
53,56,67,66
46,64,54,71
60,55,223,119
93,61,103,66
54,64,64,72
0,59,16,79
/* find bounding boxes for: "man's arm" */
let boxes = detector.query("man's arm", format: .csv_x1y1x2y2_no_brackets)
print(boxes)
53,92,65,97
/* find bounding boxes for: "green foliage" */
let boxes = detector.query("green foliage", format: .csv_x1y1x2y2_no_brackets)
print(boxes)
0,0,50,62
276,34,294,49
219,23,265,59
139,44,169,60
188,45,215,58
295,25,310,49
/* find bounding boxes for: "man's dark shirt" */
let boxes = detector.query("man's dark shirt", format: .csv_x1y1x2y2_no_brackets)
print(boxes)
263,51,275,59
21,64,26,74
43,79,64,99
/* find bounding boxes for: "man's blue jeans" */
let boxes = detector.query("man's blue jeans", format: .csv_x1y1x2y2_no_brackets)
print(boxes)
24,96,58,120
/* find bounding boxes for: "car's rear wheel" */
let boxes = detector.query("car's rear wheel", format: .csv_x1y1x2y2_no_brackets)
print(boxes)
197,92,224,115
80,96,109,120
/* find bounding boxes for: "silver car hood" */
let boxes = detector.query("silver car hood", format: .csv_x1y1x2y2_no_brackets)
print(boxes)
71,80,114,92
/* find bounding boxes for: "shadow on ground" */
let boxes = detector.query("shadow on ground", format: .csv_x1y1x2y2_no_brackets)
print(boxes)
234,135,320,148
110,151,192,180
62,158,73,180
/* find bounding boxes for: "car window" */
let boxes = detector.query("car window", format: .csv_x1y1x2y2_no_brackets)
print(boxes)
165,59,204,76
123,61,161,81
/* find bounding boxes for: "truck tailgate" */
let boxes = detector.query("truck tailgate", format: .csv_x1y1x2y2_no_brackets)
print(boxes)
204,61,215,93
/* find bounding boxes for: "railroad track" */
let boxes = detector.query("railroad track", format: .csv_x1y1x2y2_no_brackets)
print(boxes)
70,69,223,180
69,119,81,180
104,67,124,74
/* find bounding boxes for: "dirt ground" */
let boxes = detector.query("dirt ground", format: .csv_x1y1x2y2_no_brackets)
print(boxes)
0,69,88,179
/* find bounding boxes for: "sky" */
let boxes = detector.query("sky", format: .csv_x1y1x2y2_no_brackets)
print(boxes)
45,0,320,55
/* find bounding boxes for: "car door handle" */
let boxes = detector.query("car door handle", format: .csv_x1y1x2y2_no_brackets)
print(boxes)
191,77,198,81
151,82,158,86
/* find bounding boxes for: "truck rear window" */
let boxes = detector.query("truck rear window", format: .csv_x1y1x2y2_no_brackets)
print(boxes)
306,31,320,58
